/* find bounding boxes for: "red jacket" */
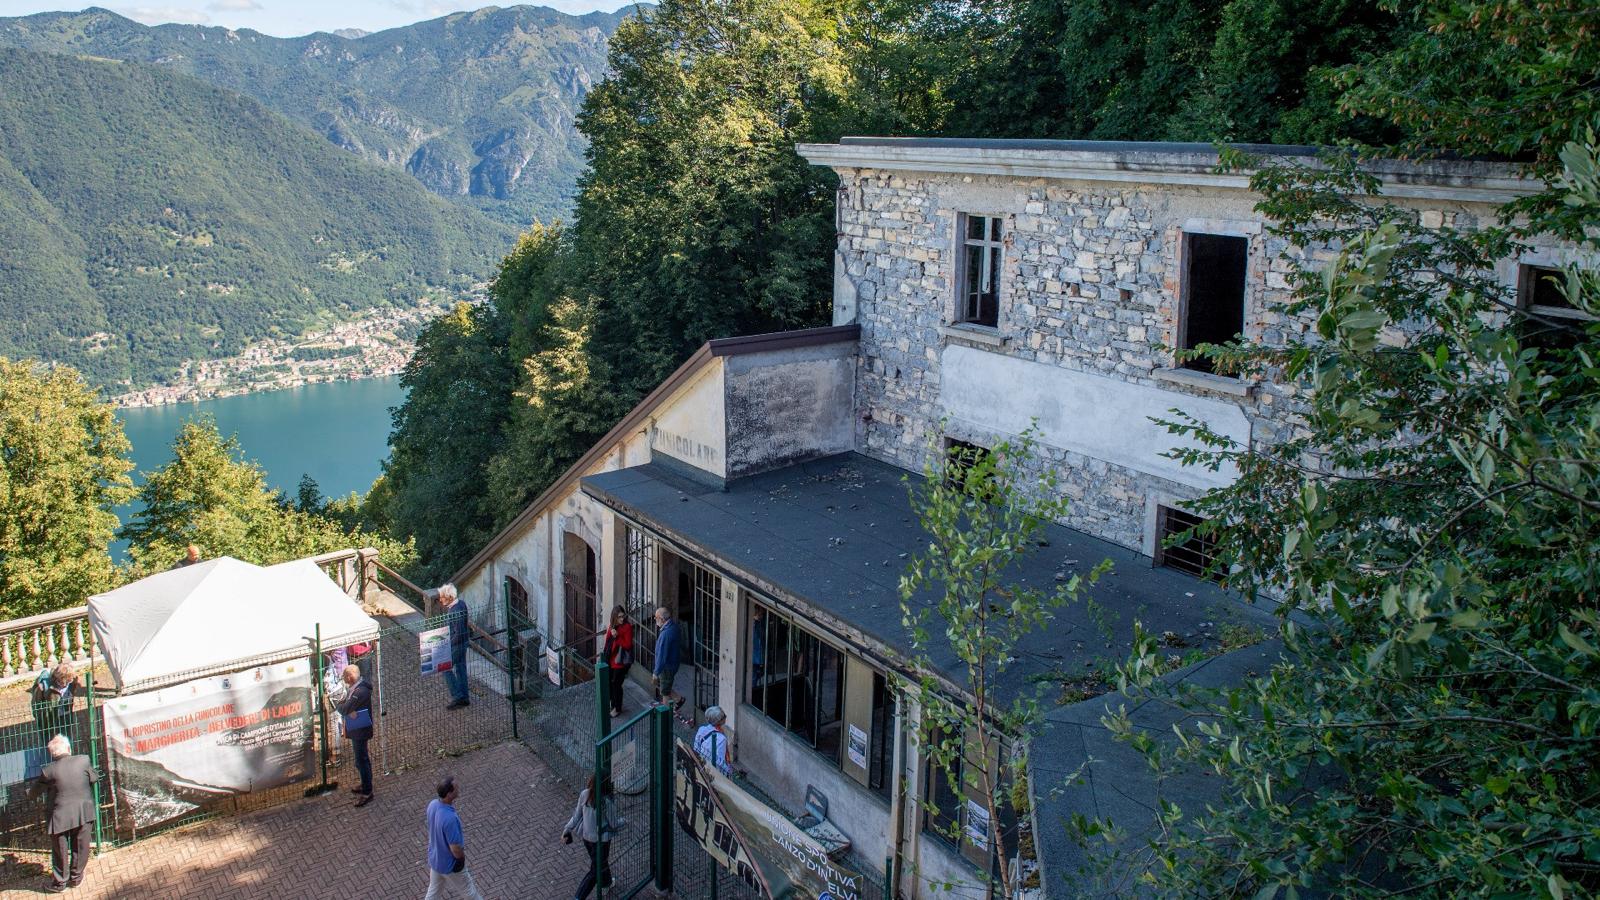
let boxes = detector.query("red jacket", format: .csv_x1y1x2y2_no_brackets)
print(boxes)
604,622,633,668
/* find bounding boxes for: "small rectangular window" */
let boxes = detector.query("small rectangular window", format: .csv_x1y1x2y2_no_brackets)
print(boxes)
958,214,1003,328
943,438,990,494
1180,233,1249,373
1519,264,1591,352
1155,505,1221,581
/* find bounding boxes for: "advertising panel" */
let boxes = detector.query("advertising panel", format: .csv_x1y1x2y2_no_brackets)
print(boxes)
103,659,313,828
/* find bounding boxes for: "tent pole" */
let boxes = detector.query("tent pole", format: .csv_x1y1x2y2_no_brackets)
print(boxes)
305,624,335,797
377,635,388,776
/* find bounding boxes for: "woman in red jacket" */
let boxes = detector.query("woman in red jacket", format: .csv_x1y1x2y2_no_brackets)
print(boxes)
601,606,634,718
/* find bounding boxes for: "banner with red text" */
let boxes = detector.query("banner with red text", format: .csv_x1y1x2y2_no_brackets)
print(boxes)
103,659,314,828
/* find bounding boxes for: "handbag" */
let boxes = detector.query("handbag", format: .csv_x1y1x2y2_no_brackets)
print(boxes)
617,647,634,668
344,707,372,731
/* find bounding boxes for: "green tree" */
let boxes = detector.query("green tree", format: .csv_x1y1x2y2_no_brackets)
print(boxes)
0,359,133,618
294,474,324,514
381,302,512,582
901,430,1105,898
120,416,410,574
571,0,842,404
1102,4,1600,895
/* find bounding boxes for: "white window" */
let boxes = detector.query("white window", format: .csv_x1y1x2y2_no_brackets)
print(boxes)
957,214,1003,329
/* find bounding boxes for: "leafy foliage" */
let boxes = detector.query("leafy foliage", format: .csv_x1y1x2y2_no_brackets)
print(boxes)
0,359,133,619
381,303,513,584
901,430,1106,898
1102,3,1600,895
0,48,512,390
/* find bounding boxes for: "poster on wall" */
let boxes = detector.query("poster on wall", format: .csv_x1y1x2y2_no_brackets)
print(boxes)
965,798,992,852
102,660,313,829
675,741,864,900
846,724,868,771
418,626,452,676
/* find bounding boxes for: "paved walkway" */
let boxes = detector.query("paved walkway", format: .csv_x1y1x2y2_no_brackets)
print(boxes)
0,741,589,899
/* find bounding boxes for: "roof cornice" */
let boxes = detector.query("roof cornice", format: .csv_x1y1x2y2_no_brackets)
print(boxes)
796,139,1536,204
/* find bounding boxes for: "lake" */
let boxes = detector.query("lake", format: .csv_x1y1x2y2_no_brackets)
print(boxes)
115,376,407,544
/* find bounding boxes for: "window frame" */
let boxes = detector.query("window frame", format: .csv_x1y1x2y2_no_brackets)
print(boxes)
954,213,1005,330
1153,504,1221,582
1176,230,1251,373
744,598,849,771
1518,263,1593,349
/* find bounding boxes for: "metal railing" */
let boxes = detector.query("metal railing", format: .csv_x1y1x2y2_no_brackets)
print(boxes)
370,560,510,671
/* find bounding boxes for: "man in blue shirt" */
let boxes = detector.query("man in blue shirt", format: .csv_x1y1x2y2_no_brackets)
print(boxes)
652,606,686,721
423,775,483,900
441,585,471,710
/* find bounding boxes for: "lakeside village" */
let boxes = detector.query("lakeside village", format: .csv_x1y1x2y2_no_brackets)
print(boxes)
109,291,483,408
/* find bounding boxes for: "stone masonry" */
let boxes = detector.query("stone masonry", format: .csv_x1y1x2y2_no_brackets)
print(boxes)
826,156,1526,553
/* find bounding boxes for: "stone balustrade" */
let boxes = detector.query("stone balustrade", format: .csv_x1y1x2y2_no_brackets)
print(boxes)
0,606,96,684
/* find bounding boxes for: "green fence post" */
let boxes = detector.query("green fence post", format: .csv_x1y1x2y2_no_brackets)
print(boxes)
85,670,103,852
651,703,673,894
503,583,518,741
305,624,335,797
594,658,611,899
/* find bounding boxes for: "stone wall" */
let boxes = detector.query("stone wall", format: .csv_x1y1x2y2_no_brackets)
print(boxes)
834,166,1512,553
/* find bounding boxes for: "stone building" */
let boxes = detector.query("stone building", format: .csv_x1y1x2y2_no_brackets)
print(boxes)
449,139,1557,896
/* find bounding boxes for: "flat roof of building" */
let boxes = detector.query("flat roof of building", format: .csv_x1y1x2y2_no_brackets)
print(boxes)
581,452,1274,704
797,137,1532,204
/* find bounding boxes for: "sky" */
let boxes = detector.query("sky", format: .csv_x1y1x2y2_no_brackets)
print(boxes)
0,1,639,37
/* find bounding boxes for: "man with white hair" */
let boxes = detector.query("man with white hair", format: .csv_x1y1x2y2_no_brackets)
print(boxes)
32,735,98,893
692,706,735,776
440,584,471,710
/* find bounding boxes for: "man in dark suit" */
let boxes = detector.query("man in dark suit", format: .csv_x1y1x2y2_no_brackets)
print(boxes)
32,735,98,892
338,664,375,806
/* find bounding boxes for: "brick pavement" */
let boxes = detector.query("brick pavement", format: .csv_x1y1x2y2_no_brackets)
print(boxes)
0,741,591,899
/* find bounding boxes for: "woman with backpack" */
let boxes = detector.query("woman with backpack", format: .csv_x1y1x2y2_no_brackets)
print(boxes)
600,605,633,718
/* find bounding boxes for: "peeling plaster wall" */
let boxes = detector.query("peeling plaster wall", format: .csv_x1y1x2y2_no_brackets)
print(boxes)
648,363,727,480
724,341,856,479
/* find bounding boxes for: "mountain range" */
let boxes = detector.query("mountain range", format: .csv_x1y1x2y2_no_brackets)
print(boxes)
0,5,641,390
0,5,636,225
0,47,515,389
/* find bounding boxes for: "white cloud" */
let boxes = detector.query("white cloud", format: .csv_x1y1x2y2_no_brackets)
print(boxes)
207,0,263,11
115,6,212,25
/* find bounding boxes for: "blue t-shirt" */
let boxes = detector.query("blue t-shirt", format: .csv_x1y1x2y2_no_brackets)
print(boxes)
426,799,465,873
654,620,682,673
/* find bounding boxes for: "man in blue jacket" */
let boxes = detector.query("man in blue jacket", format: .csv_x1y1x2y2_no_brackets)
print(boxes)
652,606,686,721
442,584,471,710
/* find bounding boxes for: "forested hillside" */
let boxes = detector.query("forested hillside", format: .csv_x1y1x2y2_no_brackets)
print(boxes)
0,5,634,224
0,48,513,389
380,0,1411,581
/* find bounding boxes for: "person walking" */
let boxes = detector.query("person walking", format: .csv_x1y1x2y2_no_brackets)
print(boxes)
561,774,622,900
31,735,98,893
652,606,686,722
601,605,633,718
692,706,735,776
441,584,471,710
423,776,484,900
338,664,375,807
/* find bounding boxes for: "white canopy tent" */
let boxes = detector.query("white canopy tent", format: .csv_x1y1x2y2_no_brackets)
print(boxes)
88,556,381,693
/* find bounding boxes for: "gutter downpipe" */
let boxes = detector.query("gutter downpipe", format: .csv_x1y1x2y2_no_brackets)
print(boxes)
888,685,908,898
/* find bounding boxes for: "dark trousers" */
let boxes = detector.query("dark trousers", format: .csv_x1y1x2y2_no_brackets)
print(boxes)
448,648,469,702
351,733,373,794
50,824,89,887
575,840,611,899
607,667,626,714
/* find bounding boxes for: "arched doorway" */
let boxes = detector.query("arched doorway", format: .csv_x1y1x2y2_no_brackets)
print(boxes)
503,575,529,625
562,533,599,682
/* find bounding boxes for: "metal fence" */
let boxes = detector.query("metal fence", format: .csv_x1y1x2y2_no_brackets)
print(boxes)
0,606,523,861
